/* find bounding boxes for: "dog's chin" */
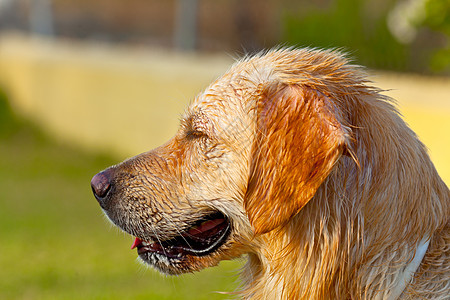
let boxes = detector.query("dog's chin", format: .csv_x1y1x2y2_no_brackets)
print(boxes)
130,211,233,274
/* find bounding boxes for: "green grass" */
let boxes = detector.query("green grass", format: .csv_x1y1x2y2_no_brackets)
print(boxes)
0,92,241,299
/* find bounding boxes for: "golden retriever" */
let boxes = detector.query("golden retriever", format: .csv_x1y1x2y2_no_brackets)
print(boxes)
91,48,449,299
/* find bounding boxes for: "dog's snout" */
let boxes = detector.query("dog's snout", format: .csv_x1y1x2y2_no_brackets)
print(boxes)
91,170,113,208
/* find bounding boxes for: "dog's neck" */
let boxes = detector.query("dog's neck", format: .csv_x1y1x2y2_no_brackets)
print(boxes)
244,228,430,300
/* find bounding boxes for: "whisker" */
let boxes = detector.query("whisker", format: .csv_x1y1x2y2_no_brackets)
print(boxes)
148,222,169,258
162,214,195,251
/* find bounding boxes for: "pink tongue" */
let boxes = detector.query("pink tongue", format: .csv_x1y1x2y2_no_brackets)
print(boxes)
131,237,143,250
188,219,225,236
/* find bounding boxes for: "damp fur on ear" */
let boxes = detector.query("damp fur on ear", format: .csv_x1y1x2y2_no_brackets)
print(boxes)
244,83,347,235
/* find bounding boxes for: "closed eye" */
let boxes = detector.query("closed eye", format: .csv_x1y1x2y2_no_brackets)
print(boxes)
183,111,211,139
186,128,206,139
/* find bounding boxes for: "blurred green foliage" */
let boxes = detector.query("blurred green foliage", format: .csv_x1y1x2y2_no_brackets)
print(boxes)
423,0,450,72
0,89,241,299
282,0,450,74
424,0,450,35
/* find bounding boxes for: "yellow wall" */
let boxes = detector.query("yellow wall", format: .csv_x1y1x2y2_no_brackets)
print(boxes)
0,34,231,158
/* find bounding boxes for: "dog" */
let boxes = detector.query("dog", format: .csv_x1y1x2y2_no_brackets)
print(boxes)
91,48,449,299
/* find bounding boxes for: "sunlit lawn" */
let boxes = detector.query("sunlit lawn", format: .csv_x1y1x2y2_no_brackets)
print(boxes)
0,98,241,299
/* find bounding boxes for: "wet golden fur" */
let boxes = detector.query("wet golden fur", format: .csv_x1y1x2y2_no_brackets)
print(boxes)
95,48,449,299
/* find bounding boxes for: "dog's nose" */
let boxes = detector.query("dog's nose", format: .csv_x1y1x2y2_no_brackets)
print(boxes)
91,169,113,208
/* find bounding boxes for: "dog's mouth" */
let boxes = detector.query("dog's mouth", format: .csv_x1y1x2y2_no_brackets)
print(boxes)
131,211,231,260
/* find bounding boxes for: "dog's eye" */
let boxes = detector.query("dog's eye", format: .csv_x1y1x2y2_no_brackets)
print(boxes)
187,128,206,138
184,121,208,139
185,112,210,139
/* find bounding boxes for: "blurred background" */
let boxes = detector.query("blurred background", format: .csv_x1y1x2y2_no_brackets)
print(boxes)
0,0,449,299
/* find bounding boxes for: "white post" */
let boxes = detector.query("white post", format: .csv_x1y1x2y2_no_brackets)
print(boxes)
29,0,54,37
174,0,198,51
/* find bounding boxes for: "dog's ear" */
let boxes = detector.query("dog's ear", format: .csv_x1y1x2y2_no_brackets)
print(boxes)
244,83,347,234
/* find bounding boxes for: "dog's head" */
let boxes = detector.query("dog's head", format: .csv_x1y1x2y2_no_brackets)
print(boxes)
91,49,350,274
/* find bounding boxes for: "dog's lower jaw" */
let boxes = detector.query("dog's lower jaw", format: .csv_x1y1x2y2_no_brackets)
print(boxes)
134,235,247,275
136,243,243,275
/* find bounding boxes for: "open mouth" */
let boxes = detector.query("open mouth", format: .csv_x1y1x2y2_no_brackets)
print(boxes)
131,212,231,259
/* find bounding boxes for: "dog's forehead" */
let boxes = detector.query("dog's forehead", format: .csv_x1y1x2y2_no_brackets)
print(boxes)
190,59,276,111
188,78,251,114
182,57,280,137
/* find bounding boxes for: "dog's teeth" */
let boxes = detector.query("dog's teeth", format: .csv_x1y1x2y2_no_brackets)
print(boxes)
141,241,150,246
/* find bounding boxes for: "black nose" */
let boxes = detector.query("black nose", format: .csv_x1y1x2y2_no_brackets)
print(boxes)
91,169,113,208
